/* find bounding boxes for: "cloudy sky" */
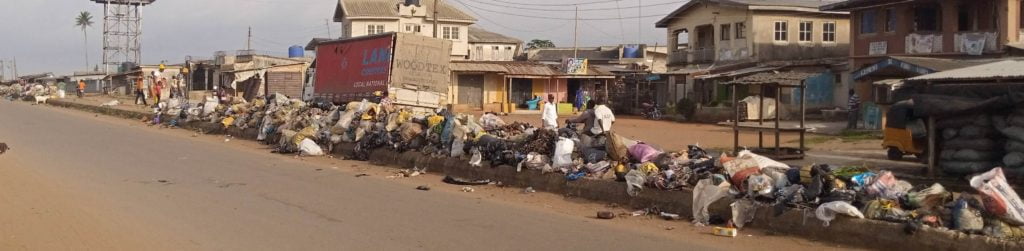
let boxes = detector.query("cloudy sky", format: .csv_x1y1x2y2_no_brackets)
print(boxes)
0,0,675,76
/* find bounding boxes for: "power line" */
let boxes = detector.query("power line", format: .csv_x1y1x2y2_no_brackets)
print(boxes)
466,0,681,12
488,0,624,6
453,0,574,33
454,0,669,20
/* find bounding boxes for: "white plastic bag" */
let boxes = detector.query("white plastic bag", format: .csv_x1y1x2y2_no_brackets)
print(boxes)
451,139,466,158
815,201,865,227
692,178,731,226
731,198,757,228
298,138,324,156
469,148,482,167
625,170,646,197
970,168,1024,225
553,137,575,168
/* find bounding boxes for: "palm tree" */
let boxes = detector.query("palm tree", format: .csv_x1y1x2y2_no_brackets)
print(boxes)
75,11,94,70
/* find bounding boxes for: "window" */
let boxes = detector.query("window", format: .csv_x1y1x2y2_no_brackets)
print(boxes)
773,21,788,42
367,24,384,35
505,46,513,50
492,46,500,50
404,24,421,33
884,8,896,32
799,21,813,42
442,26,460,40
860,10,877,34
735,22,746,39
720,24,731,41
823,22,836,42
914,5,940,31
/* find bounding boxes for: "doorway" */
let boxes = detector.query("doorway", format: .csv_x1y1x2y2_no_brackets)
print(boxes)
457,74,484,108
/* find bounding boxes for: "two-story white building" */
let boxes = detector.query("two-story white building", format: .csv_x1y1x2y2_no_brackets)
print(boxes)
333,0,477,59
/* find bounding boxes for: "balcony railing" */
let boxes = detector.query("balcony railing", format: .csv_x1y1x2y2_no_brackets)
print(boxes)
668,48,715,65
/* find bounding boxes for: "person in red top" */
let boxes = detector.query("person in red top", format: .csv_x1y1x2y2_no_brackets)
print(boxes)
153,78,164,104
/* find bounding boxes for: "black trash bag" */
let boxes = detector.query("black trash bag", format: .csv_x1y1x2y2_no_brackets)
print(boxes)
442,175,492,185
351,130,388,161
581,147,608,164
687,145,709,159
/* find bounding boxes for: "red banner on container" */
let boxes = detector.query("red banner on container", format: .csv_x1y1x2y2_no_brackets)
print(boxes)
314,35,393,102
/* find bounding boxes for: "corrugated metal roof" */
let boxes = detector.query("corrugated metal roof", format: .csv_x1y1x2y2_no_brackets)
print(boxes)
468,26,522,44
529,48,619,62
450,61,510,73
450,61,615,78
908,60,1024,82
696,66,779,79
337,0,476,21
726,71,818,86
656,0,846,27
889,56,1010,72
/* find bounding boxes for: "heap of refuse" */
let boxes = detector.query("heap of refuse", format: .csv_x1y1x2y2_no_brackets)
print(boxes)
15,90,1024,241
1,83,56,101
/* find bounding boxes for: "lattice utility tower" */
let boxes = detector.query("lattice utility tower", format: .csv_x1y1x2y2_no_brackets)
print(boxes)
91,0,155,73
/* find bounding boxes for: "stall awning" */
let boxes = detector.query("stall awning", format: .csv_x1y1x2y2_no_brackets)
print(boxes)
873,78,904,90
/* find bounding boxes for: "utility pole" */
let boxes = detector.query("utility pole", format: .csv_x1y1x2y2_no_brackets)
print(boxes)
433,0,440,38
247,27,252,50
573,5,579,59
12,57,17,79
0,60,5,82
325,19,332,38
637,0,642,44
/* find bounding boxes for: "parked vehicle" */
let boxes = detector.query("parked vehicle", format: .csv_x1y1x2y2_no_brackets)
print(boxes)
313,32,452,112
641,102,662,120
882,100,926,161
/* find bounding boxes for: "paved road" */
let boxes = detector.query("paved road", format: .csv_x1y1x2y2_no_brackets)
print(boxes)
0,100,858,250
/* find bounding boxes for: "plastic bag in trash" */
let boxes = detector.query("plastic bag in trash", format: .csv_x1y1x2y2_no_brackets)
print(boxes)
553,137,575,168
731,198,757,228
907,183,950,209
469,148,483,167
628,143,662,163
953,198,985,232
815,201,864,227
970,167,1024,225
625,169,646,197
298,138,324,156
746,174,774,197
865,171,909,199
692,178,731,226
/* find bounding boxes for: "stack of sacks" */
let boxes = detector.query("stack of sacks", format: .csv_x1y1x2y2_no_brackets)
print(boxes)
939,114,1001,175
992,109,1024,176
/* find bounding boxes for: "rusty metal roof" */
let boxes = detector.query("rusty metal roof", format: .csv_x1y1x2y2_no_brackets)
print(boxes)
726,71,818,86
450,61,615,78
907,60,1024,82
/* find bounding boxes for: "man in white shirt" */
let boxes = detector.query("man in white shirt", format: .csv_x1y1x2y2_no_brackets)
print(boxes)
541,94,558,130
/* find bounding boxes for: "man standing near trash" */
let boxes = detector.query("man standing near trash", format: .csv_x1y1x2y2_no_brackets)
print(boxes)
541,94,558,130
847,89,860,129
134,77,147,105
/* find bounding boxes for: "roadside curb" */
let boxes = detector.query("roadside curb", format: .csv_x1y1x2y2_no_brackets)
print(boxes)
41,99,1024,251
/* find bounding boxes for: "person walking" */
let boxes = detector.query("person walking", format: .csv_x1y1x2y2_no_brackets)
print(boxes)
134,77,147,105
847,89,861,129
541,94,558,130
153,78,164,104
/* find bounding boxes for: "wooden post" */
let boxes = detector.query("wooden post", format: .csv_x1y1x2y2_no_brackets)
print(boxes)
800,81,806,153
733,84,740,155
775,84,781,156
928,116,936,178
758,84,764,148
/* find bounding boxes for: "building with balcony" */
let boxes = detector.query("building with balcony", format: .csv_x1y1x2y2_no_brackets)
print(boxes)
822,0,1024,129
333,0,477,59
655,0,852,113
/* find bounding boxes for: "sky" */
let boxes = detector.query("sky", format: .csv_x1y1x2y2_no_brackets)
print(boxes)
0,0,676,76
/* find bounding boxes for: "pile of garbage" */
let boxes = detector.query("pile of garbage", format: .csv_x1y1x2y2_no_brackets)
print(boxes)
1,83,55,101
53,93,1024,241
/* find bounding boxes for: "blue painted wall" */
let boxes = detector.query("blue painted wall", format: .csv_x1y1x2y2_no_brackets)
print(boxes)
791,71,835,107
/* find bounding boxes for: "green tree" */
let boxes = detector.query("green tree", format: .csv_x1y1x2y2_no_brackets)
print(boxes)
75,11,94,70
526,39,555,49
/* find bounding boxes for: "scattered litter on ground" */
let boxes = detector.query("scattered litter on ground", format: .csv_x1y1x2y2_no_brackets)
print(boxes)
416,185,431,191
596,211,616,219
355,174,369,177
461,187,475,193
443,175,491,186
